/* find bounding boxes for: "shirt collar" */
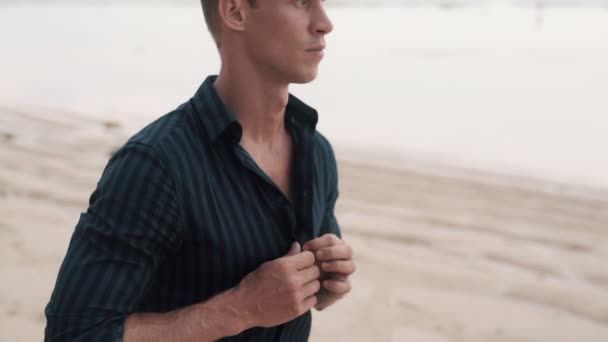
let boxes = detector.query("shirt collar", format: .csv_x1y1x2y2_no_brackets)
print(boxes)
191,75,319,144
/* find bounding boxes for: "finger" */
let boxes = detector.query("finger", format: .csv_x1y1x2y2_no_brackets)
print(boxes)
285,242,301,256
284,250,316,270
320,260,357,275
323,278,352,295
327,274,348,282
316,244,353,261
301,279,321,298
298,265,321,284
303,234,343,252
300,294,318,313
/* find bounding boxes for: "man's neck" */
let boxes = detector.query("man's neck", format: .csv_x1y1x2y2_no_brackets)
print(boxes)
213,64,290,150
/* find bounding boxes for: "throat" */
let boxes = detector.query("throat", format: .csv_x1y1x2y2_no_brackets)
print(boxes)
240,129,294,202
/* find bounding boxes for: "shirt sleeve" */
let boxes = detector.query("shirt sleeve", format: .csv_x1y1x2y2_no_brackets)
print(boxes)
44,142,183,342
322,188,341,239
320,139,342,239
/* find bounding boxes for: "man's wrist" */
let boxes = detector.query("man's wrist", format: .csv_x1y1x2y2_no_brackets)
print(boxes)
124,287,252,342
199,287,252,336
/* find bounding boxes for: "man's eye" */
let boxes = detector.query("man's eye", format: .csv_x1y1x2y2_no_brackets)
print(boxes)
295,0,309,6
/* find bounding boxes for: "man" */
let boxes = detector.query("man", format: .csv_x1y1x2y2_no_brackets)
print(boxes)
44,0,356,341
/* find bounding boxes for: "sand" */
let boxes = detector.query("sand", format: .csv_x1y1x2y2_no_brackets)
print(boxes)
2,104,608,341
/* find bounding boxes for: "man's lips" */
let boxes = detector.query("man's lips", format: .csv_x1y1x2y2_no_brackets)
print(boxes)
306,45,326,52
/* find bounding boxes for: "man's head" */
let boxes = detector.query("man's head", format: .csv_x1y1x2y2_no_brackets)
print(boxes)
200,0,252,46
200,0,333,84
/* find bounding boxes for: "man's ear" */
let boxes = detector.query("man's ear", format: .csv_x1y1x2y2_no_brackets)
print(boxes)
218,0,248,33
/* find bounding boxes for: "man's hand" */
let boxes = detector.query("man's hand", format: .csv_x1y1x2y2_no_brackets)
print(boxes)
303,234,356,310
233,242,321,329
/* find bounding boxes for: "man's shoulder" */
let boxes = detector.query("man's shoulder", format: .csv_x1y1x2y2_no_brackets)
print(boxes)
126,102,192,149
107,101,198,173
312,130,338,183
313,130,336,164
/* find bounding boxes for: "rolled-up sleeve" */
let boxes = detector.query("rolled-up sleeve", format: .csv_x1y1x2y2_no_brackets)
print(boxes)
45,142,182,341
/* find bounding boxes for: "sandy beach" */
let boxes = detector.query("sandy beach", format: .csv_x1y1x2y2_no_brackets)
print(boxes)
1,4,608,342
2,104,608,341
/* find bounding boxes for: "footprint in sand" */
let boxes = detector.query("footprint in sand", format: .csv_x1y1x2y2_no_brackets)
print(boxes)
586,273,608,290
28,190,51,200
2,132,15,142
3,300,21,318
102,121,121,130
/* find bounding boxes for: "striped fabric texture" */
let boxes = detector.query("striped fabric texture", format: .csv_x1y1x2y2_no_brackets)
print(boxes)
44,75,341,341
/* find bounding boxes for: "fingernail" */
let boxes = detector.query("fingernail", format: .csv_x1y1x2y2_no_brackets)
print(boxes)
317,250,324,258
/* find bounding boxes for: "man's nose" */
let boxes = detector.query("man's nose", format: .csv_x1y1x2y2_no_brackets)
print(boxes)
311,4,334,36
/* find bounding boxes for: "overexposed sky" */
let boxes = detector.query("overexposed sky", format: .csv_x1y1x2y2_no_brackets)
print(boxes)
1,5,607,188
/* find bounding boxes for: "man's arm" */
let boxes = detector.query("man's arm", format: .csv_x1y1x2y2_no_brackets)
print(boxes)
306,136,355,311
45,143,185,341
313,185,344,311
123,288,246,342
124,241,320,341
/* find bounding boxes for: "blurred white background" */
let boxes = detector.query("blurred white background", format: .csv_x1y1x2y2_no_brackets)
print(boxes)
1,0,607,187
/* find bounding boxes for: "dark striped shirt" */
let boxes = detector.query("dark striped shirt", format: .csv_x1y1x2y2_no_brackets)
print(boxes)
44,75,341,341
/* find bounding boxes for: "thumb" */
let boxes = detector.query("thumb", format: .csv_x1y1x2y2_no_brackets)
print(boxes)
286,242,301,256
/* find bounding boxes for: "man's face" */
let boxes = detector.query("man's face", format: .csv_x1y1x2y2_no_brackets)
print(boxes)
243,0,333,84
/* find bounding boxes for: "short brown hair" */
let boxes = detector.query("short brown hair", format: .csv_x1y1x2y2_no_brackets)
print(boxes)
200,0,257,47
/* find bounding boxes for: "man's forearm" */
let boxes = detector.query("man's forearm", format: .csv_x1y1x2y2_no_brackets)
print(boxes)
124,288,250,342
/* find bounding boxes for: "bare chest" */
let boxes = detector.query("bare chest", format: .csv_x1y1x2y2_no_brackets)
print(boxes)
241,137,294,202
259,153,292,202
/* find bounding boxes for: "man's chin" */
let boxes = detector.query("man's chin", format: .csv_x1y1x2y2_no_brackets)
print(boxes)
290,70,319,85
